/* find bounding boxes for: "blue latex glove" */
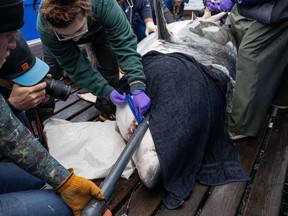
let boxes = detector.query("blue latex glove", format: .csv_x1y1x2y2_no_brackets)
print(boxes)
109,90,126,105
206,2,220,11
220,0,235,12
206,0,234,12
131,89,151,115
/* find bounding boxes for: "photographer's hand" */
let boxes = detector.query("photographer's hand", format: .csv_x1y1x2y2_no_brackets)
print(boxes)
8,82,48,111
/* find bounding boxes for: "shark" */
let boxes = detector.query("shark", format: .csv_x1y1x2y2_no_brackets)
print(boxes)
116,0,238,192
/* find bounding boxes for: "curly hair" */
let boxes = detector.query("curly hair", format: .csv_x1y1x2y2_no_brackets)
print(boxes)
39,0,92,28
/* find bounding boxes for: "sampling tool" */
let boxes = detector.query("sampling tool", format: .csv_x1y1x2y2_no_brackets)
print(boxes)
81,98,150,216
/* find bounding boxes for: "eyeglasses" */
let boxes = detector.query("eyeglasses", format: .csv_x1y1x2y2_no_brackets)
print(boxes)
53,23,88,41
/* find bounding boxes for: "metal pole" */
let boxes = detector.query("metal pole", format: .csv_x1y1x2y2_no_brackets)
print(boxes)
81,113,150,216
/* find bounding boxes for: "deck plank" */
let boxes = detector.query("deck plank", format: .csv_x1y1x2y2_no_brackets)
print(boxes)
158,183,210,216
104,173,142,214
30,32,288,215
52,99,94,121
243,109,288,216
199,138,266,216
115,183,163,216
69,105,99,122
197,108,273,216
54,92,82,113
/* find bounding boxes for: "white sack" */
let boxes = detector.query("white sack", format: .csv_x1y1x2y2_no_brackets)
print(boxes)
44,118,134,180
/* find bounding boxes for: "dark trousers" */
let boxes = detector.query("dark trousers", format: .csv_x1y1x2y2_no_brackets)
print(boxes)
0,162,72,216
90,27,119,89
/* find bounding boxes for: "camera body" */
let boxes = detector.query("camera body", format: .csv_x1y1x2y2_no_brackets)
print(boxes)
43,78,71,101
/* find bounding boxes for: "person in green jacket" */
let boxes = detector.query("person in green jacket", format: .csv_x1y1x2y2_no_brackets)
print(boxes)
36,0,151,119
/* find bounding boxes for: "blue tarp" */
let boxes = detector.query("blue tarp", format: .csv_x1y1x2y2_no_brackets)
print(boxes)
20,0,41,41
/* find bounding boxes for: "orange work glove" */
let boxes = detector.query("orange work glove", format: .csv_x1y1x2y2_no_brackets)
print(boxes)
57,169,105,216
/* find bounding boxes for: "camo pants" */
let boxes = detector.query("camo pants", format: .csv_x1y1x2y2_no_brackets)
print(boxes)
227,6,288,137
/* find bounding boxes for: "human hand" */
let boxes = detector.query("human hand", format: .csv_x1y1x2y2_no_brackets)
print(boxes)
206,1,220,11
109,90,126,105
206,0,234,12
145,22,158,36
131,89,151,115
57,170,105,216
220,0,235,12
8,82,48,111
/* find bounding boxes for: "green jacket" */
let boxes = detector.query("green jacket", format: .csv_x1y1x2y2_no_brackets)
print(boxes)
37,0,146,98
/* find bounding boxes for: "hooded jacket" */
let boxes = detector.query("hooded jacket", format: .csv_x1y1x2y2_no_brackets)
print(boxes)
37,0,146,99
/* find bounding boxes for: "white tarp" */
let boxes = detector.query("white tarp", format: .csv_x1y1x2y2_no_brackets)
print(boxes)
44,118,135,180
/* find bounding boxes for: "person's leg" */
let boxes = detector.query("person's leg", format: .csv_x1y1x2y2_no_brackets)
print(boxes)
0,189,72,216
0,162,45,194
132,13,147,42
229,6,254,48
149,0,156,23
91,28,119,89
90,28,119,120
228,8,288,137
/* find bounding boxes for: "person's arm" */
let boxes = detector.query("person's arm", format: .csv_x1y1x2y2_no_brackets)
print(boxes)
97,0,151,114
0,94,69,187
136,0,157,36
0,94,104,214
95,0,147,92
37,16,114,99
136,0,154,21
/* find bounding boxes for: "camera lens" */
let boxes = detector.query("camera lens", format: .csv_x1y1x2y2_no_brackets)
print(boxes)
44,78,71,101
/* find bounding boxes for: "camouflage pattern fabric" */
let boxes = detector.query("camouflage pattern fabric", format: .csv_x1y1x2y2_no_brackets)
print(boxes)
0,94,69,188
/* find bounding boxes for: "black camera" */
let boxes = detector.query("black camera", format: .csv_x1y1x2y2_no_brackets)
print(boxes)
44,78,71,101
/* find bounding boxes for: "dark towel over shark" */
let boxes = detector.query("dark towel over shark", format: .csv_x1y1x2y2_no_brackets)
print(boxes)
142,51,248,209
135,0,249,209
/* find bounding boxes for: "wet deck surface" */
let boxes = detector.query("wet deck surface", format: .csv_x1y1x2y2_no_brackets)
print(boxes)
47,79,288,216
28,23,288,216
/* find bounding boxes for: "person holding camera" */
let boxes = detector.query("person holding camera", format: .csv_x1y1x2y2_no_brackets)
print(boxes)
0,32,71,127
0,1,104,215
0,31,72,149
36,0,151,120
0,32,49,124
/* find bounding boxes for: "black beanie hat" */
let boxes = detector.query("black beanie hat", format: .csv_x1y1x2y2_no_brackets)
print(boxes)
0,0,24,33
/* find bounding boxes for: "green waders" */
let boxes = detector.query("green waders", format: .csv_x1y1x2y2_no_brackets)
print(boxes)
228,6,288,137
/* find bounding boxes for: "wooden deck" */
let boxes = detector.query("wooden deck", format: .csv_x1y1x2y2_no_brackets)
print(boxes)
46,78,288,216
28,32,288,216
